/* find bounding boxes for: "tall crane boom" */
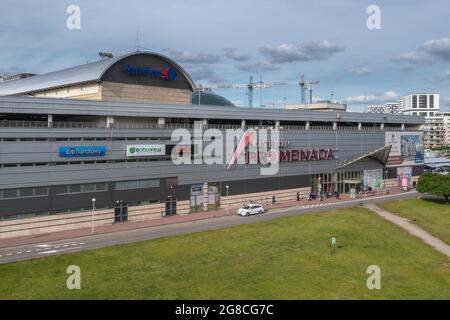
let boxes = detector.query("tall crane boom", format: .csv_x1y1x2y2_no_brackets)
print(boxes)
306,80,320,104
197,77,286,108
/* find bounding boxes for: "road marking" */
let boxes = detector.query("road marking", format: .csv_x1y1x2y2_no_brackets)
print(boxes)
38,250,57,255
26,250,32,253
6,253,12,256
16,252,22,254
37,247,81,255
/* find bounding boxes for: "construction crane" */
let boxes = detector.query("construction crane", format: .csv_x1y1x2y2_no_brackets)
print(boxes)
299,75,320,104
198,76,286,108
299,75,305,104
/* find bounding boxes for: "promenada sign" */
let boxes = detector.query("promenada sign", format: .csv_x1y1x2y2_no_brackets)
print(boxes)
170,127,335,176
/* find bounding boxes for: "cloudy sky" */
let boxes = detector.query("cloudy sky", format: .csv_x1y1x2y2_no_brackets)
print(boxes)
1,0,450,111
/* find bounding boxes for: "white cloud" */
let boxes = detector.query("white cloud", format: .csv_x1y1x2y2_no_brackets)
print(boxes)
348,67,372,76
427,70,450,83
184,64,224,83
422,37,450,62
259,40,344,63
237,61,279,72
223,48,250,61
164,49,220,64
391,51,434,71
344,91,399,104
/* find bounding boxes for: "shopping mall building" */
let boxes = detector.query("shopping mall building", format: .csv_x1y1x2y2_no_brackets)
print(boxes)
0,51,424,238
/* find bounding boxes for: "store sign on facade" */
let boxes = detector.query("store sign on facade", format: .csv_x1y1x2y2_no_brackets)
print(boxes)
126,144,166,157
59,146,106,157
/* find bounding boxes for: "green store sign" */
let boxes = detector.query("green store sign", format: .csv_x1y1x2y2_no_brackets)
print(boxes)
126,144,166,157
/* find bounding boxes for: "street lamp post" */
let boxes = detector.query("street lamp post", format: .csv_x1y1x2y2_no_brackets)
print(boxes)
384,170,388,190
91,198,96,233
318,176,322,201
226,185,229,215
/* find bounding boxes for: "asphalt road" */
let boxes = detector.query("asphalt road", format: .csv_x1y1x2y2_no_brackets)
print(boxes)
0,191,418,265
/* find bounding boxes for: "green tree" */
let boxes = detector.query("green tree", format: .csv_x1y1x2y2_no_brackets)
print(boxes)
416,173,450,203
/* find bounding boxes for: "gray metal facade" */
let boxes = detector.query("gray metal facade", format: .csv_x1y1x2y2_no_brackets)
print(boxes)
0,96,424,218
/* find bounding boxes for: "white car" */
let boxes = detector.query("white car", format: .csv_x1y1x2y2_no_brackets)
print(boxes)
237,203,265,216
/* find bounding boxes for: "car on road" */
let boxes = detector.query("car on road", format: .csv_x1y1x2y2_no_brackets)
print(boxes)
237,203,265,216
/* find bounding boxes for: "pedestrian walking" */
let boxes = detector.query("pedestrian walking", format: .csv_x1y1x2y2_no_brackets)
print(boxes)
272,195,276,205
296,192,300,201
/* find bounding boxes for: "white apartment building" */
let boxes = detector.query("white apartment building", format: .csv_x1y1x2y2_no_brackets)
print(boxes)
401,93,440,117
368,102,402,114
441,112,450,146
401,93,443,148
423,116,446,148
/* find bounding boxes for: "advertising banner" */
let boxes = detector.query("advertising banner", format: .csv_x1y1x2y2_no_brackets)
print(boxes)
363,169,383,190
59,146,106,157
397,166,412,186
126,144,165,157
385,132,423,167
190,184,204,213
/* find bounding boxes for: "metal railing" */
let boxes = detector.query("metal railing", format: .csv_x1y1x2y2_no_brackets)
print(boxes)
0,119,410,132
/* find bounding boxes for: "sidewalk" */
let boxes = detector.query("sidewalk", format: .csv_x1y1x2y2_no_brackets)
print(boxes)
0,188,409,249
364,203,450,259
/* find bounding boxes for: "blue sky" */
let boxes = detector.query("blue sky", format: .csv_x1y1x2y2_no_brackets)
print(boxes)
1,0,450,111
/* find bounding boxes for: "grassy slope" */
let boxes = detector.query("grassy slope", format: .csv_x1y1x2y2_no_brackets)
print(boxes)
378,198,450,245
1,207,450,300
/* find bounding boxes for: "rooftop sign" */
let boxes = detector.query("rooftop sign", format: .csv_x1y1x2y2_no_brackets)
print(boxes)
122,64,177,81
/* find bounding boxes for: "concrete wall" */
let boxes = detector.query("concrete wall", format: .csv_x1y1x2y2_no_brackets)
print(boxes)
0,176,422,240
100,82,191,105
0,201,167,239
34,84,101,100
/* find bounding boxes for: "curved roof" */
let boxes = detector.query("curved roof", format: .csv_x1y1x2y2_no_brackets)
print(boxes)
191,91,235,106
0,51,197,95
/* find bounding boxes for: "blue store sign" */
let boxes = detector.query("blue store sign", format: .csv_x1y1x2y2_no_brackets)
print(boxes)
122,64,177,81
59,146,106,157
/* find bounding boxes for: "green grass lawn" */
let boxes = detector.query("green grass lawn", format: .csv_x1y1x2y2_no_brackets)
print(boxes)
1,207,450,299
378,198,450,245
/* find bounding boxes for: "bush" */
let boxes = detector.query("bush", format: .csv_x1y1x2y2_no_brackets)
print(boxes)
417,173,450,203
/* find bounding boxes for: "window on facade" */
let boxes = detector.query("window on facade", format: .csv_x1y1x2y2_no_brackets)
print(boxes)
115,179,160,191
19,188,34,197
82,184,96,192
96,183,108,191
69,184,82,193
0,187,48,200
34,187,49,196
3,189,18,199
